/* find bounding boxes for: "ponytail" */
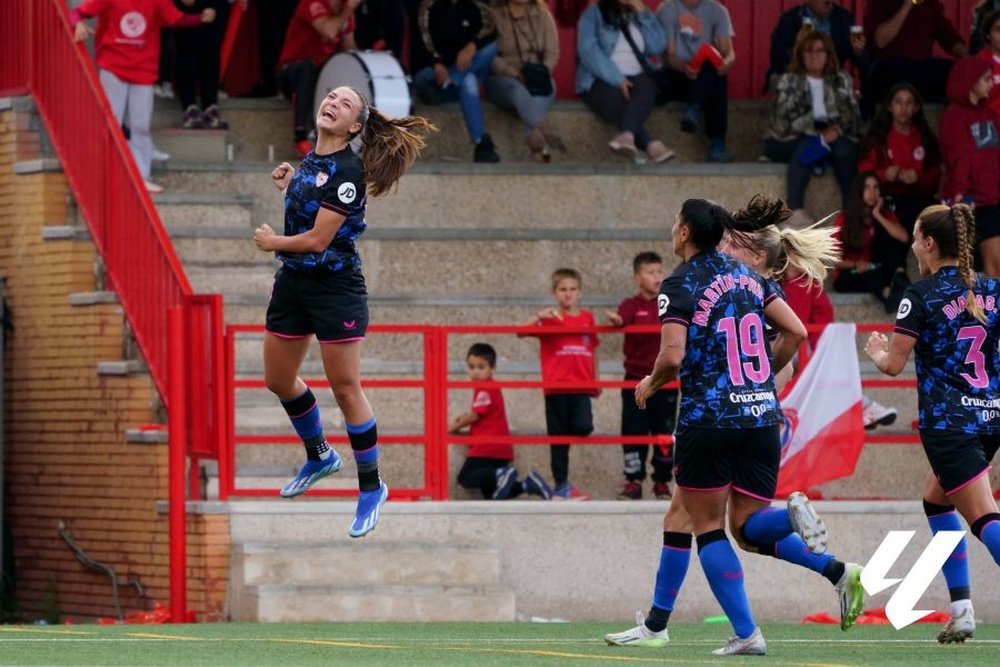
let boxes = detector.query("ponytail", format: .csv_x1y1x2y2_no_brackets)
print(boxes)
348,87,437,197
775,223,841,284
952,204,986,324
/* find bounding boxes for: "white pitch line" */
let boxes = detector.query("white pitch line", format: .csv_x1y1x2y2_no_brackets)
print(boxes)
1,636,998,645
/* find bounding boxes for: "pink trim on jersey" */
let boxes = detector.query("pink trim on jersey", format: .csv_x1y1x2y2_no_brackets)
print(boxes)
945,465,992,496
677,482,732,493
764,292,777,305
732,485,774,503
893,326,920,338
318,336,365,344
662,316,689,326
266,330,312,340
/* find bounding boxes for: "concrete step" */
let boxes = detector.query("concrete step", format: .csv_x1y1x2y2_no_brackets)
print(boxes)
151,192,255,230
235,582,516,623
154,161,843,230
153,97,291,163
234,542,501,586
152,128,228,163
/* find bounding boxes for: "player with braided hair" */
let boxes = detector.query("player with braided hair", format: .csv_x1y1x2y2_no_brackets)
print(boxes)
866,203,1000,643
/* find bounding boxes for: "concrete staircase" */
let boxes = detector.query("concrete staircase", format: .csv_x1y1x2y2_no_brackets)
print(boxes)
231,541,514,622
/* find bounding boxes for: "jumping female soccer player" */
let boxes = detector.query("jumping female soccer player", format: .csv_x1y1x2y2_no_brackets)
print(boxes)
254,86,433,537
866,203,1000,643
605,196,865,653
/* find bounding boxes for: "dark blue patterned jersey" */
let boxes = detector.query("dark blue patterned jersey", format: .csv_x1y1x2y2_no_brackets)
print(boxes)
278,146,367,273
893,267,1000,433
658,250,783,429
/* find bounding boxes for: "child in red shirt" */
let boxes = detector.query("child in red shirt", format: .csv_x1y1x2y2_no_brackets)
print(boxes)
450,343,552,499
605,252,677,501
70,0,216,192
858,83,942,234
519,268,599,500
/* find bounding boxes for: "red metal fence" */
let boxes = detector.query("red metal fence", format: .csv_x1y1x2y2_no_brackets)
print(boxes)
223,321,916,501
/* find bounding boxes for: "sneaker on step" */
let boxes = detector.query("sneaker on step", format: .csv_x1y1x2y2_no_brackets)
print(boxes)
618,480,642,500
202,104,229,130
609,131,638,161
523,470,553,499
524,470,553,499
294,140,312,159
143,180,165,194
553,483,590,500
787,491,828,554
711,626,766,656
492,466,519,500
835,562,865,630
706,138,732,163
349,481,389,538
653,482,672,500
604,611,668,648
279,451,343,498
151,147,171,162
938,603,975,643
473,133,500,163
862,397,897,429
181,104,204,129
646,140,675,164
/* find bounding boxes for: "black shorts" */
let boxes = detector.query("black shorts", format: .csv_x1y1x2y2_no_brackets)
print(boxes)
544,394,594,438
975,204,1000,242
265,266,369,343
673,425,781,501
920,430,1000,495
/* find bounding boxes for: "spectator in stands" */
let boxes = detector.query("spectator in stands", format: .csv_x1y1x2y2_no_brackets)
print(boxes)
575,0,674,163
245,0,297,97
414,0,501,163
862,0,965,119
970,0,1000,55
781,265,898,429
70,0,217,193
486,0,563,163
858,83,942,237
173,0,231,130
450,343,553,500
977,10,1000,120
354,0,406,57
655,0,734,163
277,0,360,159
763,31,860,227
518,268,599,501
766,0,864,93
940,56,1000,276
832,172,910,313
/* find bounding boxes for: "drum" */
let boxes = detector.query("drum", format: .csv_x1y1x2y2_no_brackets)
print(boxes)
313,50,411,120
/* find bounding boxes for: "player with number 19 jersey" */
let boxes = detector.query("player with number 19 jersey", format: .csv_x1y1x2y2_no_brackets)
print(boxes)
893,268,1000,434
659,250,782,429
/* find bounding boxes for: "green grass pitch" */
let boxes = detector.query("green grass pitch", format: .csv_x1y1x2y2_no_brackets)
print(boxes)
1,622,997,666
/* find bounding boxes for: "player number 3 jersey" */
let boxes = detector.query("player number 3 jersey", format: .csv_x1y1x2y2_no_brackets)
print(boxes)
280,146,367,273
659,251,782,430
893,267,1000,434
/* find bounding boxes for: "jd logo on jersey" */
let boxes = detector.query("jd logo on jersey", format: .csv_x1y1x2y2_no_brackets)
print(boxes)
338,182,356,204
861,530,965,629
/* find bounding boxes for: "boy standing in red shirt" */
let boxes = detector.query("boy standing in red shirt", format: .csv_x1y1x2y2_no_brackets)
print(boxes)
71,0,216,192
519,268,599,500
606,252,677,500
450,343,551,499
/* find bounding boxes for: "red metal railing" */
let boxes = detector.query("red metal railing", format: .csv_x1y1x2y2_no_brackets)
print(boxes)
223,321,917,501
1,1,227,623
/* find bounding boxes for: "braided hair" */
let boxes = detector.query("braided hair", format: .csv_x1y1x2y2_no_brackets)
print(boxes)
918,204,986,323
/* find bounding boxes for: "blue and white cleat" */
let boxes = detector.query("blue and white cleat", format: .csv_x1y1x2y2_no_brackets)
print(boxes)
279,452,342,498
349,482,389,538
